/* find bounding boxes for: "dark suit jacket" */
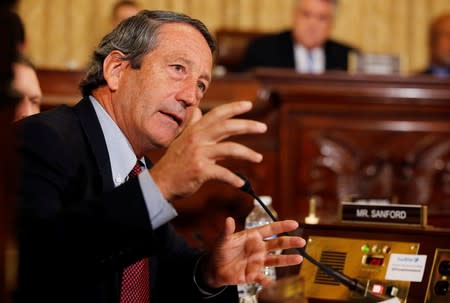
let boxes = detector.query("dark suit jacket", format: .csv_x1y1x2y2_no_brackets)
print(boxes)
420,65,450,77
240,30,356,72
15,97,237,303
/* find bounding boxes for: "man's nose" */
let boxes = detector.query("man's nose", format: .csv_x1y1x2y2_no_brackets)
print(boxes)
14,98,32,121
175,81,199,107
23,97,35,116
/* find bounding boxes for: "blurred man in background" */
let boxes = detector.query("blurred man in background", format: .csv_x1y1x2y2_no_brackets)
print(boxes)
111,0,141,28
12,55,41,121
422,12,450,77
240,0,356,73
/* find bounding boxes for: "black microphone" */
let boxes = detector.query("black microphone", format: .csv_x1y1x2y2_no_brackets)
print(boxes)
236,172,390,302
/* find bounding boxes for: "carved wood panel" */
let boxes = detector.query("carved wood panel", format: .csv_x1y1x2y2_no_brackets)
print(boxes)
280,105,450,226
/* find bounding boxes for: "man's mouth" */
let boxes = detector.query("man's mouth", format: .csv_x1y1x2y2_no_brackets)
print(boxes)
160,111,183,126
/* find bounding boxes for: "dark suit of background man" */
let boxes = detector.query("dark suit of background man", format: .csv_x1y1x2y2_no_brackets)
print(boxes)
15,10,306,303
422,12,450,77
241,0,356,73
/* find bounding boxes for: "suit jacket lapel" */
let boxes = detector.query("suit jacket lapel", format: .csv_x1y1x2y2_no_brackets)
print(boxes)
73,97,115,192
284,31,296,68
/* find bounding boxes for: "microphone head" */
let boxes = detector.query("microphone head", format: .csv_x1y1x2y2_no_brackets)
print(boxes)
235,171,255,195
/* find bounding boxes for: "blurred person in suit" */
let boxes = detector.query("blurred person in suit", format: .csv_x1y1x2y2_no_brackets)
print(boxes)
1,2,22,303
111,0,141,28
15,10,306,303
240,0,356,73
12,55,41,121
3,11,40,121
422,12,450,77
1,9,24,102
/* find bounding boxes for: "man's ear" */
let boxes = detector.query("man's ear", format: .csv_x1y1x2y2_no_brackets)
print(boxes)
103,50,128,91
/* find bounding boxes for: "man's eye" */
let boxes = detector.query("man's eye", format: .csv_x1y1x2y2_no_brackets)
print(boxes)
197,82,206,92
172,64,185,72
30,97,41,105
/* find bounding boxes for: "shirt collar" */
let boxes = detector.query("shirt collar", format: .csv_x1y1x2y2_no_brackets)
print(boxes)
293,44,325,73
89,96,144,186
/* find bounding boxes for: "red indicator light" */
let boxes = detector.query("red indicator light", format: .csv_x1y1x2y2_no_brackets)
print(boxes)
365,256,384,266
371,284,384,294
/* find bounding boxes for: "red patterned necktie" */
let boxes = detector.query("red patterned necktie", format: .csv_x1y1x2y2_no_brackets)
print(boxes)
120,160,150,303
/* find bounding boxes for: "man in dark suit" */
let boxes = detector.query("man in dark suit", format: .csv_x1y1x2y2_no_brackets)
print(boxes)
421,12,450,77
15,10,305,303
241,0,355,73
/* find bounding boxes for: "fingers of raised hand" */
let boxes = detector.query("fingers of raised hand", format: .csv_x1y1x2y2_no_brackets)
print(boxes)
264,253,303,268
193,118,267,145
214,119,267,141
265,235,305,253
202,165,246,188
202,101,253,125
203,142,263,163
256,220,300,238
198,101,266,134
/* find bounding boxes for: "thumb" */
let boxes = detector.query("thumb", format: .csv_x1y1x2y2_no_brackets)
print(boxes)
222,216,236,238
187,107,202,127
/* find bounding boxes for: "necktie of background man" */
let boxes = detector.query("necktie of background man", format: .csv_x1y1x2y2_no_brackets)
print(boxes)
307,51,314,73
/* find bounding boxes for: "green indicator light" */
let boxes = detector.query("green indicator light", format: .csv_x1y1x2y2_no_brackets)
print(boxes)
361,244,370,254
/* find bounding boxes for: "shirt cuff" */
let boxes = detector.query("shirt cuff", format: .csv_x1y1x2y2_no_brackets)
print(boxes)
193,253,228,299
138,170,177,229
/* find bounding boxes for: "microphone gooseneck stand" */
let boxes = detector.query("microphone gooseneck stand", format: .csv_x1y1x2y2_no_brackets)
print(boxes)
235,172,390,303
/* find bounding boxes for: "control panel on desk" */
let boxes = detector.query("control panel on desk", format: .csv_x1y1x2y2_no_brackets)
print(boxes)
299,236,420,303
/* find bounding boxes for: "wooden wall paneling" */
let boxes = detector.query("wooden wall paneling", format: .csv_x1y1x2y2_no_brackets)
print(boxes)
189,0,222,33
167,0,189,14
18,0,47,67
255,0,291,32
409,0,431,73
220,0,242,30
331,0,364,49
45,0,70,69
360,0,392,53
431,0,450,17
389,0,409,74
237,0,258,30
143,0,171,11
17,0,450,71
69,0,101,70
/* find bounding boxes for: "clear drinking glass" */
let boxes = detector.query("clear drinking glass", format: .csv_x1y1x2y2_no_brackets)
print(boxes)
257,275,307,303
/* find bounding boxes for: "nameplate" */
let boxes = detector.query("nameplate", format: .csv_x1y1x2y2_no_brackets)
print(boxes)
340,202,427,227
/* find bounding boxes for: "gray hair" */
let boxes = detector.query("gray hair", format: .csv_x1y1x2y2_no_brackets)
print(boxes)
79,10,216,97
295,0,339,15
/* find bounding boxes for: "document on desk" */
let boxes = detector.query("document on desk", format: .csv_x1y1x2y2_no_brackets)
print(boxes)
385,253,427,282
